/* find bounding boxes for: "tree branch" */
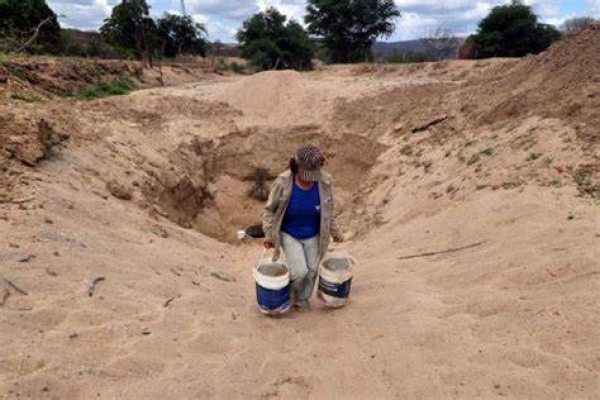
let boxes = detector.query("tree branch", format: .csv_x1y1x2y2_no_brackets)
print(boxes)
16,16,53,53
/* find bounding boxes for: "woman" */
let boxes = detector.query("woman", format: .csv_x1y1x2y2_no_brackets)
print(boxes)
263,145,344,310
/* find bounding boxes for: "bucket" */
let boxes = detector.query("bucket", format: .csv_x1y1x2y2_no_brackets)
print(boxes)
253,251,291,315
318,252,355,308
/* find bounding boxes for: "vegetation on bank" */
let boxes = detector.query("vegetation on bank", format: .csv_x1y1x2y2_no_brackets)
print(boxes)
0,0,596,71
77,76,137,100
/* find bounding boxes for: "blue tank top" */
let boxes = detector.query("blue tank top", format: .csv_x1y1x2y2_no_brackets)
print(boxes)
281,181,321,240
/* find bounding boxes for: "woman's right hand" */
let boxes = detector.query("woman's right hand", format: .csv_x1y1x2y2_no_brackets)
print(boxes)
263,241,274,249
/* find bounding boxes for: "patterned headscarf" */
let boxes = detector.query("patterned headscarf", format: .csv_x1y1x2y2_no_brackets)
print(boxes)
296,145,325,182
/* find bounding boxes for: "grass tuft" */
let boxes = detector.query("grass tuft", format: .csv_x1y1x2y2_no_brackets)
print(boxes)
10,93,43,103
78,76,136,100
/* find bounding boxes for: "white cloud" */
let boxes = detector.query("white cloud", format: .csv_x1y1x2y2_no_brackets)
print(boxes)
48,0,114,30
584,0,600,16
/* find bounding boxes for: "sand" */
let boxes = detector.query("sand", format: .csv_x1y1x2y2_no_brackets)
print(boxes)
0,28,599,399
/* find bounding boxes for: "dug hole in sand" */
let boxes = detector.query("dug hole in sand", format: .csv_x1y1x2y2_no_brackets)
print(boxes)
0,27,599,398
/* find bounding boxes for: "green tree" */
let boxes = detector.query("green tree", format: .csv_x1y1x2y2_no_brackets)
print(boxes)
237,7,314,71
100,0,158,60
470,0,561,58
305,0,400,63
0,0,61,53
156,13,208,58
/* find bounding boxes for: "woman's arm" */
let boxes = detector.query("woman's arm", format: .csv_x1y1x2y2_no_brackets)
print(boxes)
262,180,282,245
328,179,344,243
330,212,344,243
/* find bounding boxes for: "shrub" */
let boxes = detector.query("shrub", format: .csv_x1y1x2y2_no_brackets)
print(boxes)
230,61,245,74
78,76,136,100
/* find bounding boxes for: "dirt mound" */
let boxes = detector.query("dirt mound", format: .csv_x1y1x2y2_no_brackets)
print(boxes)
465,26,600,143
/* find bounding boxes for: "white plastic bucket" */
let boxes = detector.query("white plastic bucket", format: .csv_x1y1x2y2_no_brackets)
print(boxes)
318,252,355,308
253,251,291,315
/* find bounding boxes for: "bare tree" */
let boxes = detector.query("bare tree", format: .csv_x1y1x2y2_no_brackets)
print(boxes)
0,14,64,53
16,17,54,53
561,17,597,36
421,27,461,61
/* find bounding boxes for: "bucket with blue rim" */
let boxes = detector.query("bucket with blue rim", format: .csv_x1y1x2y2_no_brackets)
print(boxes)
253,250,291,315
318,252,355,308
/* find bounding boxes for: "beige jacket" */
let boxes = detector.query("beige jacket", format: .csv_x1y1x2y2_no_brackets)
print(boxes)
262,170,344,261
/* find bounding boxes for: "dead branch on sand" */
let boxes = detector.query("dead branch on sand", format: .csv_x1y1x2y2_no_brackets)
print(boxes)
412,114,448,133
0,198,35,205
163,295,180,307
397,241,485,260
86,277,105,297
1,276,29,295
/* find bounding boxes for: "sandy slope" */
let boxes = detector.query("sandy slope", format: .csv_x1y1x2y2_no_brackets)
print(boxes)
1,31,599,399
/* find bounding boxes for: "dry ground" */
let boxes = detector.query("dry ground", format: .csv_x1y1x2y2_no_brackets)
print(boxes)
0,30,599,399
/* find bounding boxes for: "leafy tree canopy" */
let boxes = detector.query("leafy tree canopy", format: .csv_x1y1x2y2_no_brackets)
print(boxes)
305,0,400,63
237,7,314,71
157,13,207,58
471,0,561,58
100,0,158,59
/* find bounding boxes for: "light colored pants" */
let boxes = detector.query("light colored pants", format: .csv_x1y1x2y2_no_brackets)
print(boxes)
281,232,320,303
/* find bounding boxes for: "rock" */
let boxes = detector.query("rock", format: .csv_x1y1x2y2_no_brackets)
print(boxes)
18,254,34,263
151,225,168,238
106,180,132,200
44,217,53,224
13,119,69,166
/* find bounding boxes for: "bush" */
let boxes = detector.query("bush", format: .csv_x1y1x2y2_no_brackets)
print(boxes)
230,62,245,74
78,76,136,100
469,0,561,58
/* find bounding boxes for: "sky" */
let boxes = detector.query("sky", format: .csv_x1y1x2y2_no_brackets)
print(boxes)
48,0,600,43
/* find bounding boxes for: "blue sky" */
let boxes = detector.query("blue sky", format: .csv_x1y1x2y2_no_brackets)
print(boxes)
48,0,599,43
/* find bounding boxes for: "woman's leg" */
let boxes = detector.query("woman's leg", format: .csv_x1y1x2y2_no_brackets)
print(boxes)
281,233,309,303
297,235,320,302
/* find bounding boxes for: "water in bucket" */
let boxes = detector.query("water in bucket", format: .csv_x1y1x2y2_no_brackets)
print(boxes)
253,252,291,315
318,252,354,308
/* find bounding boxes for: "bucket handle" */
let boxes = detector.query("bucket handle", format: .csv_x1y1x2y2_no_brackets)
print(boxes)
329,247,356,266
255,248,280,268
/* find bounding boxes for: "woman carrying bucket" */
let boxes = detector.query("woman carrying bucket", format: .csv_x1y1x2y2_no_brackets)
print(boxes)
263,145,344,311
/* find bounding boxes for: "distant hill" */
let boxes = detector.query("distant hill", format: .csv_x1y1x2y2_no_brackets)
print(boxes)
373,37,467,61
